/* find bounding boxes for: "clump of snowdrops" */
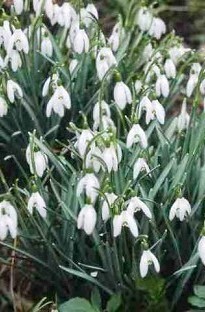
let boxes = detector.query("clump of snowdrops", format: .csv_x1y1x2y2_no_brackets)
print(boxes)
1,0,205,311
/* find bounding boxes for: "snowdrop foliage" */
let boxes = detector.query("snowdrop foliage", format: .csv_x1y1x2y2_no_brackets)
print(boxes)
1,1,205,309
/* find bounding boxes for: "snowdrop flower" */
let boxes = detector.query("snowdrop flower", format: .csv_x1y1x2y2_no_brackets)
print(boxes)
177,99,190,132
108,23,121,52
7,29,29,56
73,29,89,54
126,124,148,149
5,50,22,72
93,101,111,122
81,4,98,27
13,0,24,15
46,86,71,117
28,192,47,218
114,81,132,110
95,115,116,132
42,73,58,97
0,97,8,117
127,196,152,219
7,80,23,103
198,236,205,265
0,21,12,50
33,0,44,16
169,197,191,221
85,146,101,173
164,59,176,79
96,47,117,80
156,75,169,98
169,46,190,65
186,74,198,97
102,143,122,172
191,63,202,76
113,208,138,238
45,0,54,21
0,201,17,240
41,36,53,57
69,59,78,74
60,2,75,29
76,173,99,203
77,204,97,235
102,192,118,222
137,7,153,32
143,43,153,61
26,145,48,177
135,80,142,94
139,97,165,124
148,17,166,40
133,158,150,180
76,129,94,158
140,249,160,278
200,79,205,95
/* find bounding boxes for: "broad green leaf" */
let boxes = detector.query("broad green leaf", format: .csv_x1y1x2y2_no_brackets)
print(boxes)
59,298,96,312
188,296,205,308
106,293,122,312
194,285,205,299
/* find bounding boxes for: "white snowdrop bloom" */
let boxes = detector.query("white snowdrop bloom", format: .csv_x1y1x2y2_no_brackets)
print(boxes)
108,23,121,52
113,209,138,238
126,124,148,149
127,196,152,219
135,80,142,94
13,0,24,15
93,100,111,122
148,17,166,40
198,236,205,265
7,29,29,56
41,36,53,57
191,63,202,76
156,75,169,98
150,100,165,125
77,204,97,235
85,146,102,173
144,63,160,83
69,59,78,74
177,99,190,132
26,145,48,177
186,74,198,98
76,129,94,158
51,4,61,26
0,21,12,50
169,46,190,65
60,2,75,29
137,7,153,32
28,192,47,218
5,50,22,72
96,47,117,80
0,97,8,117
0,201,17,241
46,86,71,117
69,20,80,44
45,0,54,21
81,4,98,27
94,115,116,132
73,29,89,54
164,58,176,79
114,81,132,110
42,77,51,97
140,249,160,278
200,79,205,95
133,158,150,180
169,197,191,221
102,193,118,222
143,43,153,61
7,80,23,103
102,143,122,173
76,173,99,203
33,0,44,16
